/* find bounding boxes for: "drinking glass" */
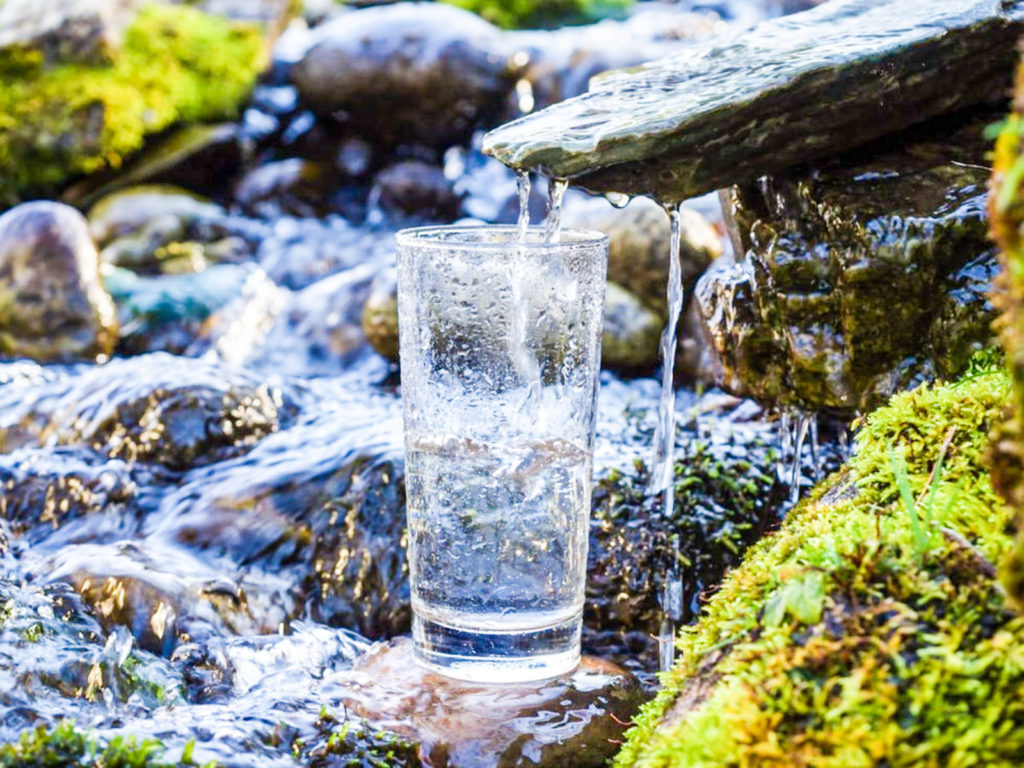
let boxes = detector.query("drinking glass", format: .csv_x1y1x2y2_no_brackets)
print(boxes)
396,224,608,682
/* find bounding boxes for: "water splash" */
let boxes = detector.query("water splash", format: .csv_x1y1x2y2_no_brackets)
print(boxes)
543,178,568,244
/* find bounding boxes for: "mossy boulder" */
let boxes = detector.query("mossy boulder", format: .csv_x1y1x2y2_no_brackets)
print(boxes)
0,353,294,470
0,721,177,767
439,0,632,29
698,111,998,413
987,53,1024,609
0,3,267,205
615,364,1023,767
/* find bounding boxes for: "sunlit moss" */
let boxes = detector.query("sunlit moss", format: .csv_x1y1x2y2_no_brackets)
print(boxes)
0,4,266,204
615,364,1024,767
438,0,632,29
0,721,186,767
988,58,1024,609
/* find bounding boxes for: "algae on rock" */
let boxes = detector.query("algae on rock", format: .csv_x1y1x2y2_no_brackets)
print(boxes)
440,0,632,29
0,4,267,205
698,111,999,413
987,57,1024,610
615,364,1023,767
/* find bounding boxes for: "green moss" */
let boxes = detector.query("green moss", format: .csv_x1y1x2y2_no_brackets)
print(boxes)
989,60,1024,610
615,364,1024,767
438,0,632,29
268,709,418,768
0,4,267,204
0,721,183,767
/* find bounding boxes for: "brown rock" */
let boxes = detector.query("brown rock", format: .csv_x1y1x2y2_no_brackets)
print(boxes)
336,636,644,768
0,201,117,362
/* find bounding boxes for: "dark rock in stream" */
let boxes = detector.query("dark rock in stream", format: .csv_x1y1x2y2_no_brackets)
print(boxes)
335,637,642,768
586,434,779,685
149,394,410,639
483,0,1024,201
0,447,139,545
63,124,246,209
38,541,273,656
90,186,258,275
0,202,118,363
292,2,521,150
0,353,295,470
372,161,460,222
234,159,344,220
0,579,184,721
697,111,999,412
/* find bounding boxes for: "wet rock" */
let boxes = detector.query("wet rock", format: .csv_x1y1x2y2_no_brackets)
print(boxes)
566,196,722,318
371,161,460,222
106,263,263,354
150,397,410,638
336,636,643,768
64,123,245,208
0,579,183,720
90,185,226,246
601,282,662,372
0,447,138,545
39,541,273,656
361,268,399,363
90,186,255,274
585,434,778,685
0,202,118,362
0,353,294,471
0,0,140,68
292,3,520,149
484,0,1024,201
697,111,998,411
234,159,341,219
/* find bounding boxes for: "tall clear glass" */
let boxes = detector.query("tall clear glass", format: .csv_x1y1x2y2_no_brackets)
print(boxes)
396,225,608,683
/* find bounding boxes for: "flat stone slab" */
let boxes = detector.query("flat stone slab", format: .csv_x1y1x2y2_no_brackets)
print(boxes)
483,0,1024,202
334,637,644,767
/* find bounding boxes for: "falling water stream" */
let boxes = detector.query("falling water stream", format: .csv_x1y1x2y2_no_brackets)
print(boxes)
652,207,686,672
543,178,569,243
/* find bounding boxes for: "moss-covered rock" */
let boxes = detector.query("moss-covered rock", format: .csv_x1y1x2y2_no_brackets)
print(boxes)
0,3,267,204
0,721,177,768
615,363,1023,766
699,110,998,413
587,434,779,681
989,52,1024,612
440,0,632,29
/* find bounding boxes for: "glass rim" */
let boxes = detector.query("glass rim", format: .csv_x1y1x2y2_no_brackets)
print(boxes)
395,224,609,251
